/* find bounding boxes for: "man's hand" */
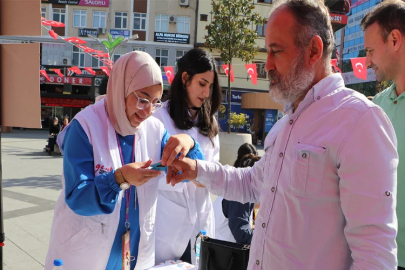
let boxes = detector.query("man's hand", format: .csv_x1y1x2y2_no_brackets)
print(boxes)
166,158,199,186
161,134,195,166
120,159,162,186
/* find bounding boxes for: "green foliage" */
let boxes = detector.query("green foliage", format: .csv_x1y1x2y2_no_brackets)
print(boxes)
205,0,265,63
205,0,265,132
110,37,124,51
101,40,110,50
228,112,248,132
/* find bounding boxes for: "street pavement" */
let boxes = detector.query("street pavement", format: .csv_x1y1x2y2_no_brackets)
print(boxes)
0,129,264,270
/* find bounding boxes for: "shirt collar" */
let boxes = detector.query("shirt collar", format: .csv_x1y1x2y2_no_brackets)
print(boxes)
387,83,401,101
284,73,345,117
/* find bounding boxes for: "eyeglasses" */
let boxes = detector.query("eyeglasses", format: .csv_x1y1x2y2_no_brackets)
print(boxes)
133,92,162,112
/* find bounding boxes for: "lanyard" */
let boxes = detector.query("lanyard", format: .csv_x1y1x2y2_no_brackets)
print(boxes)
116,133,137,230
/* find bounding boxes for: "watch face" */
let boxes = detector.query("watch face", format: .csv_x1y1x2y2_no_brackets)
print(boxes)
120,182,131,190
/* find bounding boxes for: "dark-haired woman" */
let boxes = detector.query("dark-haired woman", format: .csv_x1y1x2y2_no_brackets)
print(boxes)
153,48,222,265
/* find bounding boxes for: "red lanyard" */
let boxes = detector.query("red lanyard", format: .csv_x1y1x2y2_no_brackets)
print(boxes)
116,133,136,229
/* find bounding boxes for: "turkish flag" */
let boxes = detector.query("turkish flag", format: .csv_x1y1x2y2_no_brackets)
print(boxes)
64,37,87,44
222,64,234,82
100,66,110,76
95,53,109,58
330,59,342,73
48,29,58,41
245,64,258,85
41,20,65,27
164,66,175,84
83,67,96,75
40,70,50,81
53,69,64,77
101,59,114,65
351,57,367,80
68,66,82,75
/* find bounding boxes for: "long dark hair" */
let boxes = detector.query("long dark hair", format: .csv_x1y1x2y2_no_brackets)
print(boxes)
168,48,222,144
234,143,258,167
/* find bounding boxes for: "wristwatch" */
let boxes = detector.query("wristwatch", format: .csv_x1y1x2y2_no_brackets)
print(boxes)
115,168,131,190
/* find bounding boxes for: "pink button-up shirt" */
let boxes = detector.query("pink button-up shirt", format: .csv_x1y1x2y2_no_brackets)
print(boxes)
197,74,398,269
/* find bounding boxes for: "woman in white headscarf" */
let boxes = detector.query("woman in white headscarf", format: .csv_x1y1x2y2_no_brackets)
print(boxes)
45,51,204,270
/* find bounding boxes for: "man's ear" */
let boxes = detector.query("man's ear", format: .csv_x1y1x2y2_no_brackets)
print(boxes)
182,72,188,85
389,29,402,51
308,35,324,65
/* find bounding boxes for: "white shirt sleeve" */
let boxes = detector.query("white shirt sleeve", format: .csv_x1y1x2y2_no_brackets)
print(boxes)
196,155,266,204
338,107,398,269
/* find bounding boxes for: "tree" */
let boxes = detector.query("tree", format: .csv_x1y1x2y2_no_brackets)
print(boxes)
228,112,248,133
205,0,265,133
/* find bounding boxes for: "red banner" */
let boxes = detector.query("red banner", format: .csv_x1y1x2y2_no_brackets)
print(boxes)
64,37,87,44
41,20,65,27
222,64,234,83
41,97,91,108
350,57,367,80
45,75,92,85
53,69,64,77
40,70,50,81
164,66,175,84
48,29,58,40
245,64,258,85
331,59,342,73
100,66,110,76
68,66,82,75
83,67,96,75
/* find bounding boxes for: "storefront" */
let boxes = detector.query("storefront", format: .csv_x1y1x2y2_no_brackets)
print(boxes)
40,71,94,128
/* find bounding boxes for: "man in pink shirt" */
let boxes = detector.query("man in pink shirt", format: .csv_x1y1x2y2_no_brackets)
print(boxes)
165,0,399,269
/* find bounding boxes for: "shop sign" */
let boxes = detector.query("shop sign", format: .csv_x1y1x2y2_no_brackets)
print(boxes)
231,91,249,104
110,29,130,39
330,14,348,25
41,0,108,7
79,28,99,37
41,97,91,108
264,109,277,133
154,32,190,44
45,75,92,85
346,6,373,29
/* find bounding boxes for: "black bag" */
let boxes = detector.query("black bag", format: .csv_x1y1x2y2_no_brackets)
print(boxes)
198,236,250,270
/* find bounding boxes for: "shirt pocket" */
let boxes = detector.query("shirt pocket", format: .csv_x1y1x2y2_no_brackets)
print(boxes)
290,143,326,197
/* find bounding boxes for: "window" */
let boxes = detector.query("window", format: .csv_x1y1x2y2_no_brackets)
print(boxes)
41,7,46,18
53,8,66,23
254,62,267,79
92,45,104,68
257,21,267,37
113,46,127,62
258,0,272,3
215,58,225,75
155,48,169,72
177,16,190,34
73,10,86,28
200,14,208,21
93,11,106,28
133,47,146,52
176,50,187,61
134,13,147,31
115,12,128,29
73,46,85,67
155,14,169,32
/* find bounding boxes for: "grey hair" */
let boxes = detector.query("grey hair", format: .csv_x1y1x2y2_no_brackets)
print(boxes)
269,0,334,67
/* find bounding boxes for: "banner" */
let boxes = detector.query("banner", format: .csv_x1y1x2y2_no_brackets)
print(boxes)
222,64,234,83
164,66,175,84
245,64,258,85
350,57,367,80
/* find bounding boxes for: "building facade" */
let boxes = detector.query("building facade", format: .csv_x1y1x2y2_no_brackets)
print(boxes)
335,0,381,96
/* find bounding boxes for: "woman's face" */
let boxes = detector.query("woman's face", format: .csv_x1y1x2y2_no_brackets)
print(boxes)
125,84,163,127
183,71,214,109
63,118,68,125
53,119,58,125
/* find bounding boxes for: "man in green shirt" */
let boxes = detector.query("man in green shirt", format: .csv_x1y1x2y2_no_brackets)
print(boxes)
362,1,405,268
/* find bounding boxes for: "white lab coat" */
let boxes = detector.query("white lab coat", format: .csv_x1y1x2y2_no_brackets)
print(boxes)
45,99,165,270
153,101,218,265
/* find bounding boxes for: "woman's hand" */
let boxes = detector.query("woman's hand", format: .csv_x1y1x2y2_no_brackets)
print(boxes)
161,134,195,166
120,159,161,186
